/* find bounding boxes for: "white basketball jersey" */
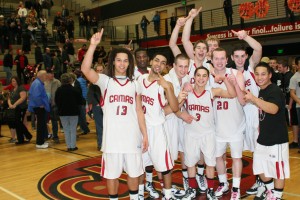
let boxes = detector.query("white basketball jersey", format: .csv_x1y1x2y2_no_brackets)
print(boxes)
185,88,215,139
134,66,149,80
243,68,260,151
95,74,142,153
209,68,245,141
138,74,166,126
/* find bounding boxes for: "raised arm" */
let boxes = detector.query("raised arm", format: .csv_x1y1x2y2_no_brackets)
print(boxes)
169,17,189,57
181,7,202,59
81,29,104,83
232,30,262,71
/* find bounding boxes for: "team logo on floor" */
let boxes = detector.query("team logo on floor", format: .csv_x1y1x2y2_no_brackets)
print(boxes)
38,155,254,199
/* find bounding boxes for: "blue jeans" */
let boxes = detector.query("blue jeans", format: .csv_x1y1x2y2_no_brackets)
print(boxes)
78,105,90,133
295,108,300,146
3,66,12,85
92,105,103,147
60,116,78,148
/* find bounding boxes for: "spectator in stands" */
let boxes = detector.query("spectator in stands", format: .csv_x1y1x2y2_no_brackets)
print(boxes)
55,73,81,151
79,12,86,38
61,44,70,73
25,0,33,10
72,70,90,135
223,0,233,26
7,13,17,45
21,25,32,53
43,47,52,71
14,50,29,84
170,12,177,33
15,16,23,45
284,0,295,23
3,49,14,85
77,44,87,63
86,15,92,41
152,11,160,35
140,15,150,39
99,46,106,58
41,0,51,19
40,24,48,50
34,42,43,68
18,4,28,26
33,0,42,19
66,39,75,68
28,6,38,18
61,4,69,19
52,51,62,79
66,16,74,39
91,16,98,34
26,14,38,42
0,20,9,54
7,76,32,144
87,64,104,150
93,46,101,64
39,14,47,27
45,69,61,143
28,70,50,149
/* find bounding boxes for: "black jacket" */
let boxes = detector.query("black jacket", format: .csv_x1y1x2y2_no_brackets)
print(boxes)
3,53,13,68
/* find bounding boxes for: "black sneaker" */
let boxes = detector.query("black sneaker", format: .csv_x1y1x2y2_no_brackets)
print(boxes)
246,178,263,195
181,187,196,200
289,142,299,148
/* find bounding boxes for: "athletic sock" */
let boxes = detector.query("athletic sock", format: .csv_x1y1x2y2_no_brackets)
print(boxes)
232,177,241,189
263,179,274,190
197,164,205,175
206,177,215,189
129,190,138,200
218,174,227,183
138,184,144,196
182,168,188,179
163,188,172,199
109,194,118,200
273,188,283,199
188,177,198,189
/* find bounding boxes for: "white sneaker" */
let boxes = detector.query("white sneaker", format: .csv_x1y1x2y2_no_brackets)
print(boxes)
207,188,217,200
183,177,189,191
246,178,263,195
254,185,266,200
230,188,240,200
145,181,159,199
36,143,49,149
196,173,207,193
215,182,229,197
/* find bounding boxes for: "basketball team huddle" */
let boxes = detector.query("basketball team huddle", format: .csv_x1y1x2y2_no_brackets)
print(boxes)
81,7,289,200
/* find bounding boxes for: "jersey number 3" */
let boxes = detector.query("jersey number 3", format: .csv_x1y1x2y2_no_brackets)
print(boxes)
116,105,127,115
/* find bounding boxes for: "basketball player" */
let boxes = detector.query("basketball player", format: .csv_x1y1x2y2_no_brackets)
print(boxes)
138,53,179,200
230,30,263,195
210,48,245,200
206,36,220,62
244,62,290,200
134,48,149,79
81,30,148,200
178,67,237,200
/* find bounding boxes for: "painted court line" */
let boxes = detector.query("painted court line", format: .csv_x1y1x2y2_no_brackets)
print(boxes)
0,186,26,200
283,191,300,197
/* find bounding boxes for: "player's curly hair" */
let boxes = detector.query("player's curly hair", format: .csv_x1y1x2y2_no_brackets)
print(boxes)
107,48,135,81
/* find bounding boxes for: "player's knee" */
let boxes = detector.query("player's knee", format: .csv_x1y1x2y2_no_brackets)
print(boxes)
161,170,171,175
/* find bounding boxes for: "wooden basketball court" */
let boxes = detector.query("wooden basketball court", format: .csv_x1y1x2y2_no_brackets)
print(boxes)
0,119,300,199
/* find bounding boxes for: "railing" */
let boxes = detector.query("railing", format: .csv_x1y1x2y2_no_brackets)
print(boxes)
98,0,297,44
60,0,86,15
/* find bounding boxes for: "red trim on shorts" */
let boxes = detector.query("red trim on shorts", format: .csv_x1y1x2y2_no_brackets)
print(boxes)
281,161,285,178
101,157,105,177
165,150,170,170
276,161,280,179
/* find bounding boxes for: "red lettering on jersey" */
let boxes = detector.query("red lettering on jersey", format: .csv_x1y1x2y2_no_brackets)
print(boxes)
141,95,154,106
109,95,133,104
245,79,251,87
188,104,210,112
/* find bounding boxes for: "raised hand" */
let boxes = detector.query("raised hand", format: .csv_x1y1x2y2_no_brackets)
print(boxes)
90,28,104,46
156,73,169,89
178,90,188,103
244,90,254,103
231,30,248,40
176,16,190,26
188,7,202,18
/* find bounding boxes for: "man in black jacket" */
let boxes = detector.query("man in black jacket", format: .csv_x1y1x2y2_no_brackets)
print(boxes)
3,49,13,85
14,50,29,84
